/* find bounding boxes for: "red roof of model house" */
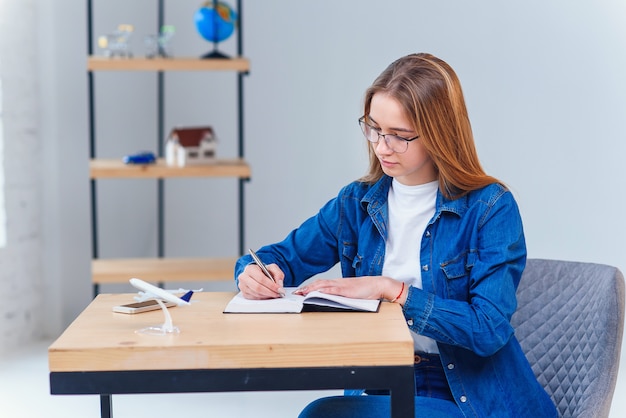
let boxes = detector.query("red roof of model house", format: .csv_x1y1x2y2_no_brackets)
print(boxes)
169,126,215,147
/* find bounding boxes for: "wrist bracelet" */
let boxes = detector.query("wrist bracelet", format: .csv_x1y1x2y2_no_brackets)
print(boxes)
390,282,405,303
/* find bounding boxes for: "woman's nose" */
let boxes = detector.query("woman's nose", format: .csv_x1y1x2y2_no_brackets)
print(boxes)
375,136,393,154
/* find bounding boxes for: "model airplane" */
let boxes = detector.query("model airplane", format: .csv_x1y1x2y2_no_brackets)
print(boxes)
129,277,199,306
128,278,202,335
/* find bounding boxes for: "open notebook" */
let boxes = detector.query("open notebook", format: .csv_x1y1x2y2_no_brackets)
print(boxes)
223,287,381,313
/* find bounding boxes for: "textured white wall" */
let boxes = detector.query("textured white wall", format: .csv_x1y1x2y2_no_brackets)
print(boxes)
0,0,44,353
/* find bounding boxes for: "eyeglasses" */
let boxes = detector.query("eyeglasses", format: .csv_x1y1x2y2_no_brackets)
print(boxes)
358,117,420,154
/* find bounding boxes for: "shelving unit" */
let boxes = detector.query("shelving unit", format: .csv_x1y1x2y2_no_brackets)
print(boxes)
87,1,249,295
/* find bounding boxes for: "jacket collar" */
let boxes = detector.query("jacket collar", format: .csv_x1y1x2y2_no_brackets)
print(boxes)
361,175,392,215
436,188,468,218
362,175,468,218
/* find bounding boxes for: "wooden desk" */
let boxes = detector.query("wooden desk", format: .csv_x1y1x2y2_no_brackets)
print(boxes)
49,293,415,418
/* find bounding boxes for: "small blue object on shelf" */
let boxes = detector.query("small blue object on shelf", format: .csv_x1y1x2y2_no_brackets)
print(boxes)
123,151,156,164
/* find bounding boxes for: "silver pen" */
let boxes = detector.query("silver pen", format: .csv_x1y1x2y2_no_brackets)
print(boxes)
248,248,276,283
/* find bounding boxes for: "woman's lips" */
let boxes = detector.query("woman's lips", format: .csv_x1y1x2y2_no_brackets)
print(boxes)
379,158,396,168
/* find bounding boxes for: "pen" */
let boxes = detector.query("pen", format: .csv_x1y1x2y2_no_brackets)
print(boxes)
248,248,276,283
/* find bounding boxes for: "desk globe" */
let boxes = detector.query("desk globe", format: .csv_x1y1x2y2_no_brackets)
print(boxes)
194,1,238,58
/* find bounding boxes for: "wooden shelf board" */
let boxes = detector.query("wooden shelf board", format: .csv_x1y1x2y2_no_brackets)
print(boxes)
90,158,251,179
92,257,238,283
87,56,250,72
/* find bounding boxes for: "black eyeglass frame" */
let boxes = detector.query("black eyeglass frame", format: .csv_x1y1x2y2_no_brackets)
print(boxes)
358,116,420,153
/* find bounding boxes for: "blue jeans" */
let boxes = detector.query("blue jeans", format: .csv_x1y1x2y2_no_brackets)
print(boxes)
298,354,463,418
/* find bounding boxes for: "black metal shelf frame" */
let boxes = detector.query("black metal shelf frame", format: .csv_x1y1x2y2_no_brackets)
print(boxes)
86,0,247,296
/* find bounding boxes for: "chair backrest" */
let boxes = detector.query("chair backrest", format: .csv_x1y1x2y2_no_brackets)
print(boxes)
512,259,625,418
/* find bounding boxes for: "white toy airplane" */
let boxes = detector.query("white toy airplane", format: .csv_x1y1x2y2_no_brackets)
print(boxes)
129,277,199,306
128,278,202,335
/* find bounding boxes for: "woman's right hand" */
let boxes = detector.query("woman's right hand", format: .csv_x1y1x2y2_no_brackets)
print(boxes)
237,263,285,299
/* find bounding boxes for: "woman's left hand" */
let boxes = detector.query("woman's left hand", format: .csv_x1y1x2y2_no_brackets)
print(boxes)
294,276,398,301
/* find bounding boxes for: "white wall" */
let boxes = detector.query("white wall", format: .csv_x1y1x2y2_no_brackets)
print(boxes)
36,0,91,339
37,0,626,346
0,0,45,352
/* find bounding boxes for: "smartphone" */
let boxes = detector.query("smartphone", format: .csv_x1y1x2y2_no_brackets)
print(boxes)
112,300,176,314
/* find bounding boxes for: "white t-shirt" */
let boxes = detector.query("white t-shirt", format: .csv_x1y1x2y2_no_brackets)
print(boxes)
382,178,439,354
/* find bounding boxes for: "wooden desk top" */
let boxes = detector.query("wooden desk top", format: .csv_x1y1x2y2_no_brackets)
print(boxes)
49,293,414,372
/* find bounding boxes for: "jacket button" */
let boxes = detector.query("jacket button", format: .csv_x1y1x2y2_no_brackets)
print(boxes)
422,264,429,271
407,319,414,326
447,363,454,370
460,396,467,403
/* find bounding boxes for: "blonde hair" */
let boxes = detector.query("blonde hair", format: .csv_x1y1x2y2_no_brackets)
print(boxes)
359,53,501,199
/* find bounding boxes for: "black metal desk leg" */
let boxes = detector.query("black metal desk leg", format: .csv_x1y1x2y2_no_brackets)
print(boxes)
390,368,415,418
100,394,112,418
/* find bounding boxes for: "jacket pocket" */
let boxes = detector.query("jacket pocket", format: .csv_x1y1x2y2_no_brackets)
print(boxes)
341,242,361,276
441,251,475,300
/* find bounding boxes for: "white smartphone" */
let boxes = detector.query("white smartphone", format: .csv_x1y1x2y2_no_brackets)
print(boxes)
112,300,176,314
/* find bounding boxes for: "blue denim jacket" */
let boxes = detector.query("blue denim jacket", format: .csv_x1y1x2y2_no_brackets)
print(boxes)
235,175,557,417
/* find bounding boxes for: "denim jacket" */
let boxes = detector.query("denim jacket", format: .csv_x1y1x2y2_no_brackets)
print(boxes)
235,175,557,417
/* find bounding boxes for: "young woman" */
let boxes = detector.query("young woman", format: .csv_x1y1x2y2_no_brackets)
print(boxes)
235,53,557,417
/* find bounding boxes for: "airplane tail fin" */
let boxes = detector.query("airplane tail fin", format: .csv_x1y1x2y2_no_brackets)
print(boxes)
180,290,194,302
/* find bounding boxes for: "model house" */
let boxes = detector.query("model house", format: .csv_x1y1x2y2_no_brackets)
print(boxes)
165,126,217,166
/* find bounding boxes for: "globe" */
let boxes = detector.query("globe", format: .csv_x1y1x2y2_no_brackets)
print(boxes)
194,1,238,58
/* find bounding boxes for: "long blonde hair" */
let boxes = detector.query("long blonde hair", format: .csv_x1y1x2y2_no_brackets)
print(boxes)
359,53,501,199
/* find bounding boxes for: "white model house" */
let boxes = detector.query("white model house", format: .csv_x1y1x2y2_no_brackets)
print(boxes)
165,126,217,167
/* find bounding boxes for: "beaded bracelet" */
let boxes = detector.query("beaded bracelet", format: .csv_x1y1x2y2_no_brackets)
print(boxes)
390,282,405,303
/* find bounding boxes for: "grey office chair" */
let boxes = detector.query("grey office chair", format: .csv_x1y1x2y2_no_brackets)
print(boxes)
512,259,625,417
